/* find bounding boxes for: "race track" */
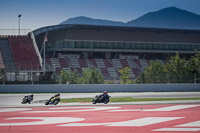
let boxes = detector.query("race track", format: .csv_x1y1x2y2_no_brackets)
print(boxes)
0,92,200,107
0,93,200,133
0,104,200,133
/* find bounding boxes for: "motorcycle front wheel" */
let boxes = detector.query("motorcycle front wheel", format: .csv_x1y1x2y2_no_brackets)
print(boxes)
45,101,49,105
92,99,97,104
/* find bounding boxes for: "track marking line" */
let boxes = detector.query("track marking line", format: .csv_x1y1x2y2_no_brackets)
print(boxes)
107,117,184,127
108,105,200,112
58,117,183,127
144,105,200,111
108,109,143,112
176,121,200,127
153,128,200,131
153,120,200,131
24,106,121,113
0,117,84,126
0,108,32,112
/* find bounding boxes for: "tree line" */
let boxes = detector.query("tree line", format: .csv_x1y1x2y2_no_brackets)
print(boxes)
137,51,200,84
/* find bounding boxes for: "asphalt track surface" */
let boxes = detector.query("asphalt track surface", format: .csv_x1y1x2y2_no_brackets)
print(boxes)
0,92,200,107
0,92,200,133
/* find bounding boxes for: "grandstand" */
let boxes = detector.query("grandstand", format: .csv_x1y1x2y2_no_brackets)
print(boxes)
33,24,200,80
0,24,200,83
0,34,42,83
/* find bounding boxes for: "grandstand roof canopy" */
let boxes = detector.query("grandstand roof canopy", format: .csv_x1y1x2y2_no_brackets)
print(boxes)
33,24,200,55
33,24,200,44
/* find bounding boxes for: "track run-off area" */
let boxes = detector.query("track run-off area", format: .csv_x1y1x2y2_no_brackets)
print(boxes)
0,104,200,133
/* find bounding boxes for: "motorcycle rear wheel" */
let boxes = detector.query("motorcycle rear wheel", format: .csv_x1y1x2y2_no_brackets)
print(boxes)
54,100,59,105
104,99,109,104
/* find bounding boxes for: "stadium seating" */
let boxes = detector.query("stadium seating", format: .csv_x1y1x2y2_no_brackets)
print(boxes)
132,68,140,77
78,59,88,68
69,58,80,68
95,59,106,68
46,56,167,79
127,59,139,68
8,35,41,70
50,58,61,68
108,67,118,78
100,68,110,78
120,59,129,68
88,59,97,67
86,59,95,68
139,59,149,69
112,59,122,68
129,69,135,78
46,58,142,79
103,59,113,68
0,39,16,71
133,59,142,68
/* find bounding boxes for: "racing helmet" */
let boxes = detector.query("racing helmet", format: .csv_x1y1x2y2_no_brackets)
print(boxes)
103,91,107,94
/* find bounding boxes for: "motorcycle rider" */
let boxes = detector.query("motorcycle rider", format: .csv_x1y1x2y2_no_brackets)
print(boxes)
48,93,60,104
100,91,109,101
23,94,34,104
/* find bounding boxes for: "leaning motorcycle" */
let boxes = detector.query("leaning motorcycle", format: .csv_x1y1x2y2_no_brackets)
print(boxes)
92,95,110,104
21,96,29,104
21,96,33,104
45,97,60,105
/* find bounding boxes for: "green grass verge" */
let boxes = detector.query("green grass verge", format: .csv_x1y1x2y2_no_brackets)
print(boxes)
61,97,200,103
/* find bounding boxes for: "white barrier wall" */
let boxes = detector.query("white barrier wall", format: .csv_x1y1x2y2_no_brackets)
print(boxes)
0,84,200,93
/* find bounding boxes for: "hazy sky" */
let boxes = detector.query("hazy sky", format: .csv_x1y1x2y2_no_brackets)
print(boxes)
1,0,200,31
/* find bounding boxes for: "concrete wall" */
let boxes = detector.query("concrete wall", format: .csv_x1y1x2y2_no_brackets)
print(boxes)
0,84,200,93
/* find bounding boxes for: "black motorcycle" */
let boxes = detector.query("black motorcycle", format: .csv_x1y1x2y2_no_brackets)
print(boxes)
45,97,60,105
92,95,110,104
21,95,33,104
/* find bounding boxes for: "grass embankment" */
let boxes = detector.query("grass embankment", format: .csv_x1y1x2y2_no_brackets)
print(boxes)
61,97,200,103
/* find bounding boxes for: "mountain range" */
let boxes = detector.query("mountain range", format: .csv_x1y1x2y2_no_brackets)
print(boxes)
60,7,200,30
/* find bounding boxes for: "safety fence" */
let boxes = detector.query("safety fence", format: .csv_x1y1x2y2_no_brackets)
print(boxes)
0,84,199,93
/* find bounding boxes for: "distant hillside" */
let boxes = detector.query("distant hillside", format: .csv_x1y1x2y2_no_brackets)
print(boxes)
60,7,200,30
60,16,125,26
127,7,200,29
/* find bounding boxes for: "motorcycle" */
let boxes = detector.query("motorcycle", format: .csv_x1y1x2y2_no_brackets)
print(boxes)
92,95,110,104
45,97,60,105
21,95,33,104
